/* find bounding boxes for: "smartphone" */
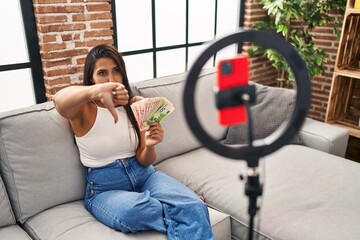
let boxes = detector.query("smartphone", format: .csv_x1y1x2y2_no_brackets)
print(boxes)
217,55,249,126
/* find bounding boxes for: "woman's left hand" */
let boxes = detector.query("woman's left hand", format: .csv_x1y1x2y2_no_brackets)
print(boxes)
145,122,164,147
129,95,144,104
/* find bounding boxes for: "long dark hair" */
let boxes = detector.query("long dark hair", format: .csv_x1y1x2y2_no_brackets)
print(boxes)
83,44,141,145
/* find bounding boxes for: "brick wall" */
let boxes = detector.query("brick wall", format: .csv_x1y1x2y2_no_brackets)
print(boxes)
32,0,342,121
33,0,114,99
243,0,278,87
309,13,342,121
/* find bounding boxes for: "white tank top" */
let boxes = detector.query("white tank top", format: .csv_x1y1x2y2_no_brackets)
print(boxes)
75,106,138,168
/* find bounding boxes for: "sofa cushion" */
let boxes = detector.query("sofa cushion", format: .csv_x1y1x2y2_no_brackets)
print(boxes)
131,68,227,164
155,145,360,240
0,174,15,227
0,225,32,240
23,200,231,240
224,83,301,145
0,102,86,223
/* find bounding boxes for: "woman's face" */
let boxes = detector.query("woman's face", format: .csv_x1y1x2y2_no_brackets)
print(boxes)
92,57,123,84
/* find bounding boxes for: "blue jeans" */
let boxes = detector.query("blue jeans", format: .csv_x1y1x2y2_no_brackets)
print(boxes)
84,156,214,240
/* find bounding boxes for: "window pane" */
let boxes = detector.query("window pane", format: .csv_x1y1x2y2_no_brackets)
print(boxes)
155,0,186,47
189,0,215,43
157,49,186,78
216,0,239,37
124,53,153,82
215,44,238,65
116,1,153,52
188,44,214,70
0,69,35,113
0,0,29,65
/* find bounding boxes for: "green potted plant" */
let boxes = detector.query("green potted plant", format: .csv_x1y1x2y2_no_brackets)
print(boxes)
249,0,346,88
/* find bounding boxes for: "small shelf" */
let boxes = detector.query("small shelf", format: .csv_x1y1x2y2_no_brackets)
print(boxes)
326,0,360,139
335,69,360,79
346,8,360,15
336,14,360,71
326,75,360,137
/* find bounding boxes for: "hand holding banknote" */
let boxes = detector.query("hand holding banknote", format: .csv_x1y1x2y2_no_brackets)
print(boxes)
130,97,175,131
144,122,164,147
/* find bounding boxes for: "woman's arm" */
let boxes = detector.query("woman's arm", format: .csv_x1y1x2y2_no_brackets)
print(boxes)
53,82,128,122
136,122,164,167
53,85,97,121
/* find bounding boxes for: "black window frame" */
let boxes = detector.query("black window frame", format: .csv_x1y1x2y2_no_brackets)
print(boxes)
110,0,245,79
0,0,46,104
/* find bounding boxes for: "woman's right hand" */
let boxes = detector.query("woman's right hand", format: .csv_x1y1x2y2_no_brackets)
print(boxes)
95,82,129,123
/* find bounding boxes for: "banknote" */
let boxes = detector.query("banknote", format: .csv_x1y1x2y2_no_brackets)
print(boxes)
130,97,175,131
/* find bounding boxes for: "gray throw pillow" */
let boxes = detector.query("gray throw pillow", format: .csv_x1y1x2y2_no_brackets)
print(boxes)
224,82,302,145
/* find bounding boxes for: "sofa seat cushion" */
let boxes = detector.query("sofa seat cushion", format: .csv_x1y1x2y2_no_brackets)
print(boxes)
23,201,231,240
0,224,32,240
155,145,360,240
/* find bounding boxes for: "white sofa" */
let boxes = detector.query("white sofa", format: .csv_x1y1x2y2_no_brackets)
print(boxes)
1,69,359,240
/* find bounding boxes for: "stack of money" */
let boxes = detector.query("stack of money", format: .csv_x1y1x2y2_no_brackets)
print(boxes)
130,97,175,131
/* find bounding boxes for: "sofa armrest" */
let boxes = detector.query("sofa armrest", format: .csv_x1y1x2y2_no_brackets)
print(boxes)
298,118,349,157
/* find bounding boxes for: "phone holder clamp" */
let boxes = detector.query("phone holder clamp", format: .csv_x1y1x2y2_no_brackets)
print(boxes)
215,85,256,109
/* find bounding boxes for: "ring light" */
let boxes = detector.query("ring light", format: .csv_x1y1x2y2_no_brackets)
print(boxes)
183,29,311,163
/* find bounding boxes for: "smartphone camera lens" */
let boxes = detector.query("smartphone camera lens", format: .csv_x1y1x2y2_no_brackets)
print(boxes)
221,61,232,75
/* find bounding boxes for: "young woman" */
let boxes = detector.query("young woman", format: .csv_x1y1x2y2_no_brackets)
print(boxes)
53,44,214,239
